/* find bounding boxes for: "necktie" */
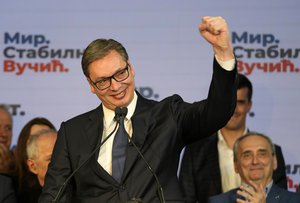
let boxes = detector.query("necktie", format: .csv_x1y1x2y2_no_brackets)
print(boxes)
112,115,128,182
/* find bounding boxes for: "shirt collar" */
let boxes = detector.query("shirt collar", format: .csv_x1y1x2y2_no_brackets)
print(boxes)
102,92,137,126
265,180,273,196
218,127,248,143
218,130,226,144
240,180,273,197
126,91,137,120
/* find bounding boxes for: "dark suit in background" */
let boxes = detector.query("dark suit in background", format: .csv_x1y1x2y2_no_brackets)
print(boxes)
208,184,300,203
0,174,17,203
179,133,287,203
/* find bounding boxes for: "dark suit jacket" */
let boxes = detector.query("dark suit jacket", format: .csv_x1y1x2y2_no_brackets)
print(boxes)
17,176,42,203
208,184,300,203
0,174,17,203
39,59,237,203
179,133,287,203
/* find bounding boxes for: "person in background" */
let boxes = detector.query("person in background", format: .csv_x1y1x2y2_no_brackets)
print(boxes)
15,117,56,203
179,73,287,203
0,174,17,203
0,104,16,175
208,132,300,203
27,129,57,187
40,16,238,202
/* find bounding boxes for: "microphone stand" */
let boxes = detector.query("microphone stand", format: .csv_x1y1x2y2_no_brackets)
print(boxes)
118,107,165,203
52,111,121,203
126,131,166,203
52,107,165,203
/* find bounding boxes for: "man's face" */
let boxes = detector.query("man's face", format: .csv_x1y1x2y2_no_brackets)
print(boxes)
224,87,252,131
87,50,135,110
32,133,57,186
0,108,12,148
234,135,277,186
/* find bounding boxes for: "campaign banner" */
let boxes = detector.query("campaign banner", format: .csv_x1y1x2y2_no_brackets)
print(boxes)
1,0,299,191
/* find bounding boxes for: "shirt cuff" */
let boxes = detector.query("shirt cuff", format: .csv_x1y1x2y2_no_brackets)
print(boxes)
215,55,235,71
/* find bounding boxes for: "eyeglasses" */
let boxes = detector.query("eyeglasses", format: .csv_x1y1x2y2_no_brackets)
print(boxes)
89,64,130,90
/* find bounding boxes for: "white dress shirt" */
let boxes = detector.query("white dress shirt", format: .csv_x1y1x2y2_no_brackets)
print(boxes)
98,57,234,175
218,128,247,192
97,92,137,175
215,56,235,71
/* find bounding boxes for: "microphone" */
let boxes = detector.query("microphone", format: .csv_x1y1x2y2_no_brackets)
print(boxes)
52,107,123,203
115,106,128,122
121,107,166,203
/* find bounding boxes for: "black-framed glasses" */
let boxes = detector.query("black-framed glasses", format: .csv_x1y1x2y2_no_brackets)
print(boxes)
89,64,130,90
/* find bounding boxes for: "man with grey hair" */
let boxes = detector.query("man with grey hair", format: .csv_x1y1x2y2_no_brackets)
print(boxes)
27,129,57,187
179,74,287,203
0,104,16,175
209,132,300,203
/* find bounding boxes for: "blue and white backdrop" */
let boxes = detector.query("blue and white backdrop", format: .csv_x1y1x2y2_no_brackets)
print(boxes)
1,0,299,191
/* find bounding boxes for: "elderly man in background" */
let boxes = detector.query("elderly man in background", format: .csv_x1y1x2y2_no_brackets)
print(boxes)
27,129,57,187
209,132,300,203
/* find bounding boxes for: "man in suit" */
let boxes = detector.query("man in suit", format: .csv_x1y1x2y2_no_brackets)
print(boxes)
208,132,300,203
40,16,238,202
179,74,287,203
0,174,17,203
19,129,58,203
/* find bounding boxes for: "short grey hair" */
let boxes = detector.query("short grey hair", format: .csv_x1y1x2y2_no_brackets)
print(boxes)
26,129,57,160
233,131,276,162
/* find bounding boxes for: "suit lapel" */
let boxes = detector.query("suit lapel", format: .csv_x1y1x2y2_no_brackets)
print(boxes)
85,93,155,183
230,189,239,202
122,93,155,180
83,105,117,183
208,134,223,194
267,184,281,202
84,105,103,148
